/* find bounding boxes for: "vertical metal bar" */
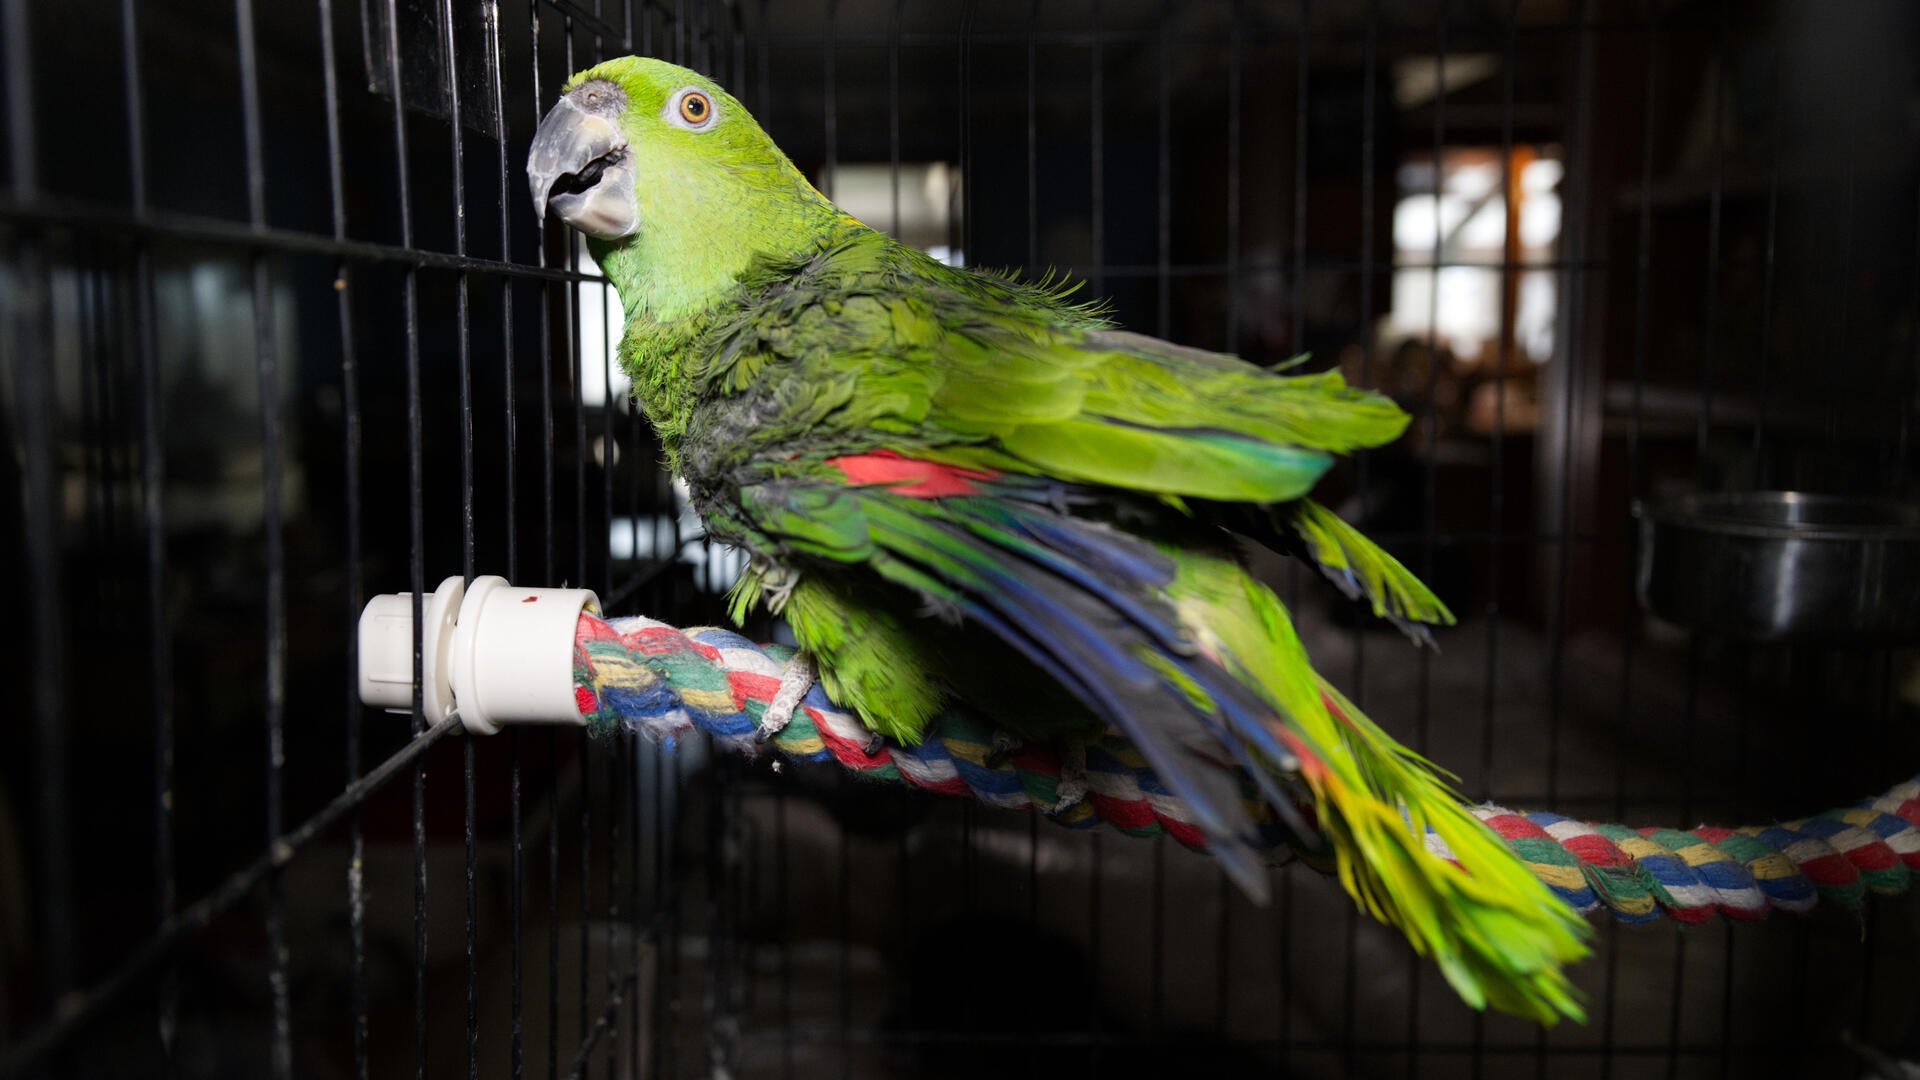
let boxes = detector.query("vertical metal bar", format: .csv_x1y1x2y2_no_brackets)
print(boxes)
1408,9,1448,1072
1417,6,1444,764
1342,4,1380,1069
76,262,101,630
1830,149,1858,477
481,10,525,1074
666,17,689,1076
1542,7,1595,1071
535,1,557,589
1289,0,1308,360
462,734,480,1075
1155,0,1170,338
735,14,786,1065
1026,0,1039,275
580,729,593,1079
1278,4,1309,1060
568,20,587,593
1351,0,1378,662
5,1,76,1039
1738,19,1774,872
959,0,975,262
600,168,616,616
1545,0,1592,845
705,749,729,1074
1224,3,1242,355
1080,0,1105,1063
490,6,517,577
1472,5,1519,1075
433,5,482,1076
507,726,525,1079
14,239,67,1006
1694,4,1727,480
673,732,696,1074
1902,164,1920,494
888,0,901,238
372,0,432,1074
605,745,618,1078
2,0,33,202
1751,25,1782,488
233,1,292,1074
441,8,474,582
557,22,592,1077
119,0,178,1070
1029,0,1044,926
837,802,850,1079
1669,7,1727,1074
627,725,640,1078
1144,9,1165,1021
527,10,562,1080
1088,0,1103,296
550,728,563,1080
822,0,837,200
1601,18,1662,1080
315,0,370,1073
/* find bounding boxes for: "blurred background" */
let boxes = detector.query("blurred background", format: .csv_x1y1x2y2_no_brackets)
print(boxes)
3,0,1918,1076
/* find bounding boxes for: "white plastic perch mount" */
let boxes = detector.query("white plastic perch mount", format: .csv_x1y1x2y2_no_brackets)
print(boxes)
356,576,601,735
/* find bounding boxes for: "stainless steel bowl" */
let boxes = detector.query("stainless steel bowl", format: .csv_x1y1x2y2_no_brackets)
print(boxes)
1635,492,1920,642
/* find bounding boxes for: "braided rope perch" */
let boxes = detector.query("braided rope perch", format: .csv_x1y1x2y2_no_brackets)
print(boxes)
573,612,1920,924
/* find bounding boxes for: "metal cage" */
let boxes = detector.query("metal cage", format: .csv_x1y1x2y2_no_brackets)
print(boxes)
3,1,1918,1077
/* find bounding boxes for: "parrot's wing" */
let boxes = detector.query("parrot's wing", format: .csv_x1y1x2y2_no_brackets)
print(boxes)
896,315,1451,637
736,466,1305,901
906,320,1412,505
697,238,1410,505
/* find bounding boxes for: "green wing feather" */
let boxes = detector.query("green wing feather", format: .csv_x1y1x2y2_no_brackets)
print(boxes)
1289,498,1456,642
683,232,1409,505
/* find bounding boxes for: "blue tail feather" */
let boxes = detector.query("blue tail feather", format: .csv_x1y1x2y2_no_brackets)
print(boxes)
859,493,1288,897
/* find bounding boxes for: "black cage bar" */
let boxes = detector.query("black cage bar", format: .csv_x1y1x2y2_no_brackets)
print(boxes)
3,1,1919,1078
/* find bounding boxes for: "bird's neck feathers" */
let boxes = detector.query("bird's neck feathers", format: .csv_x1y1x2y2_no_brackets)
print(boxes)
590,151,841,323
592,157,861,460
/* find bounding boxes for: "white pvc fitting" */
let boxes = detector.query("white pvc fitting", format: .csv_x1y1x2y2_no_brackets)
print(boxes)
358,576,464,722
356,575,602,735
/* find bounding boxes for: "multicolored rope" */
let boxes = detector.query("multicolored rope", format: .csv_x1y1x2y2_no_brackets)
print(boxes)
572,611,1920,923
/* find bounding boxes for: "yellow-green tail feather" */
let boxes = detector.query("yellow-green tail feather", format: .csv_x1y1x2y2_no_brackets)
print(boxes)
1192,559,1589,1024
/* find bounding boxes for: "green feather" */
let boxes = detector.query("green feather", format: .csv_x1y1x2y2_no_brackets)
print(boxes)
1290,498,1457,631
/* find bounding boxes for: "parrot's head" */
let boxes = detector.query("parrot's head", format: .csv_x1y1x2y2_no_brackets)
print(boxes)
528,57,837,307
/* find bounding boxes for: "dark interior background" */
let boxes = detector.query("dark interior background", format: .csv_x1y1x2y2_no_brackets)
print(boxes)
3,0,1918,1077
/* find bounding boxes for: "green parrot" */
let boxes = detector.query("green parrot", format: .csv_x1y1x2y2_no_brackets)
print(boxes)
529,57,1589,1023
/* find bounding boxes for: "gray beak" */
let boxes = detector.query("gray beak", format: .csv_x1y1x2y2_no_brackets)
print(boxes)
527,93,639,240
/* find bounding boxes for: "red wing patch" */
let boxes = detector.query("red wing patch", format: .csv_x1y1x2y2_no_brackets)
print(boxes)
827,449,1000,498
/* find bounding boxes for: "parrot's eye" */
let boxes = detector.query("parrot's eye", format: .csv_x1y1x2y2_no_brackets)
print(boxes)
668,87,717,130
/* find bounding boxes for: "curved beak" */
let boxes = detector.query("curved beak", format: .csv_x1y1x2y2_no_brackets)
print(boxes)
527,94,638,240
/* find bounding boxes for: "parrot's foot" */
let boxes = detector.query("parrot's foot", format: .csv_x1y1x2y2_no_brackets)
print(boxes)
754,650,816,742
985,731,1023,769
753,558,804,615
1049,740,1089,814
